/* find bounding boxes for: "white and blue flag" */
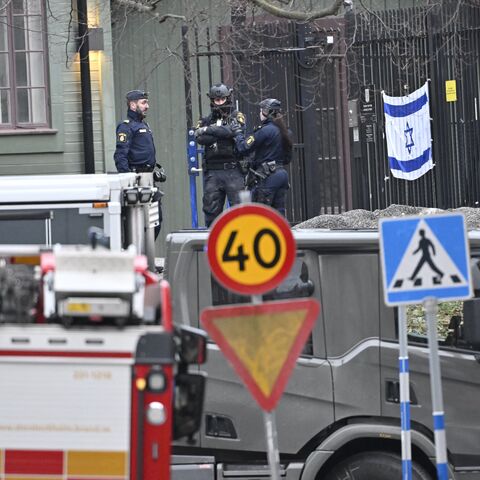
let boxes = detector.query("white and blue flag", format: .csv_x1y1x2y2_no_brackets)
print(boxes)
383,82,433,181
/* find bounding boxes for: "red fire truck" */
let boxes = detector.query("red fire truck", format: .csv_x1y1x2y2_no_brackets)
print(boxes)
0,244,206,480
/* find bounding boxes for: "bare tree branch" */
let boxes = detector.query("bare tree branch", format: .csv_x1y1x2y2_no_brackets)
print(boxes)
246,0,344,20
112,0,186,22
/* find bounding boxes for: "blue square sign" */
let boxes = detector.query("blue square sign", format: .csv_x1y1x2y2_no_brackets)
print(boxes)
379,213,472,306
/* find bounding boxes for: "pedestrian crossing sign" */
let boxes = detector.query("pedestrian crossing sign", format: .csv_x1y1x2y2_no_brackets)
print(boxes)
380,213,472,305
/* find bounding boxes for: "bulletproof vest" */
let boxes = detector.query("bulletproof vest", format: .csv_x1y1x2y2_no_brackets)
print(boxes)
204,112,236,164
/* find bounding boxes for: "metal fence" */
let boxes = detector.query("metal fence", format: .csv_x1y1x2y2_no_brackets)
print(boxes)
349,1,480,210
183,1,480,222
183,18,350,224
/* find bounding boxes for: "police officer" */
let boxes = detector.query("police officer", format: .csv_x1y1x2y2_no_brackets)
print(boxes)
195,83,246,227
114,90,166,239
233,98,292,217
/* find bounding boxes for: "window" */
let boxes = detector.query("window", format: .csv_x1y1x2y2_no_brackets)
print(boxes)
211,256,315,307
405,256,480,351
0,0,49,129
210,254,316,355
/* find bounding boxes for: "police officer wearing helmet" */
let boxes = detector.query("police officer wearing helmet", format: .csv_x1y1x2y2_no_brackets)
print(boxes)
194,83,246,227
233,98,292,217
114,90,166,239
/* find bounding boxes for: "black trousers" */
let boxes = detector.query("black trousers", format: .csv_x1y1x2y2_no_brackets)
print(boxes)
203,168,244,227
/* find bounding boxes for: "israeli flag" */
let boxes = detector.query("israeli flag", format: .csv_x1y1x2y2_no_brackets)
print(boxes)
383,83,433,181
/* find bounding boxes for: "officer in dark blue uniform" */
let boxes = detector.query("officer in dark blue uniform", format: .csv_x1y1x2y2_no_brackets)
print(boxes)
114,90,166,239
234,98,292,217
195,83,246,227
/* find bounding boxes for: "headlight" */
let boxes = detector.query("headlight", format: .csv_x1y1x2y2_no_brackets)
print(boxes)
147,367,166,392
146,401,166,425
124,189,139,204
139,187,153,203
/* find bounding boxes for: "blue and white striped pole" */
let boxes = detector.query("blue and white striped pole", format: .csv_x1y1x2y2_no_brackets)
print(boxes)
424,297,449,480
398,305,412,480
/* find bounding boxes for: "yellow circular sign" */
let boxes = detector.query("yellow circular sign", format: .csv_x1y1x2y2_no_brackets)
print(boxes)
208,204,296,295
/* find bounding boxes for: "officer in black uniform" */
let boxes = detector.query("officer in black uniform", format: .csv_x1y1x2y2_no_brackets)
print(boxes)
114,90,166,239
233,98,292,217
195,83,246,227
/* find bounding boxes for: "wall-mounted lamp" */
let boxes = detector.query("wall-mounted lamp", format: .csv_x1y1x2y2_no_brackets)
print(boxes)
88,27,104,51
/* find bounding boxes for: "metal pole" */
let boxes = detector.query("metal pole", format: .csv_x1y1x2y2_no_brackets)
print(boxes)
251,291,281,480
77,0,95,174
424,297,449,480
398,305,412,480
263,411,281,480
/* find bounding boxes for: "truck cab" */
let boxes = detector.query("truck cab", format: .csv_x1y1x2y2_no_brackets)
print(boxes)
0,244,207,480
165,229,480,480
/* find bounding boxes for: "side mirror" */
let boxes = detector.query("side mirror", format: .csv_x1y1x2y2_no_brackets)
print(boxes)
463,298,480,348
175,325,207,365
173,372,206,440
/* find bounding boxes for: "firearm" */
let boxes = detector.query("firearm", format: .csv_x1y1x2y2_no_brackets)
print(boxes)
245,167,266,190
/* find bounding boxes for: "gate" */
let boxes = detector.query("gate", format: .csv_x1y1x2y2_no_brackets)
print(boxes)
182,17,351,225
349,1,480,210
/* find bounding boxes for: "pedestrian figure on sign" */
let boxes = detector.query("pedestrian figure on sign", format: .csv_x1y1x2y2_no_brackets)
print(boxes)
409,229,444,285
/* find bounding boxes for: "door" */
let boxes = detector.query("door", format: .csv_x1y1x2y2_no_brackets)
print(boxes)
196,249,334,454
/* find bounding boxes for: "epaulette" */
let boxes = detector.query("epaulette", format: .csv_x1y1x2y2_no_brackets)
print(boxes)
123,119,130,124
253,124,262,132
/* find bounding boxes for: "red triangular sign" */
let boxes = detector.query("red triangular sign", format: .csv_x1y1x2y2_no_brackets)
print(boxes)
201,298,320,411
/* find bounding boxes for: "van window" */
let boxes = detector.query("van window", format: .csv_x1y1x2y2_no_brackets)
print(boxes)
210,255,316,355
211,257,315,307
406,256,480,351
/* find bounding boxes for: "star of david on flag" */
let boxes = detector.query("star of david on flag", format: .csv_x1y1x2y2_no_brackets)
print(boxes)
383,82,433,180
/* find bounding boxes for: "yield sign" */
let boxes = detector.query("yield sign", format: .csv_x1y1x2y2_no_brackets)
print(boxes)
201,298,320,411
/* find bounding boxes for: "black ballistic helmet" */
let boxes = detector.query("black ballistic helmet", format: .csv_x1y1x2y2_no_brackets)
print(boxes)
207,83,233,116
259,98,282,117
126,90,148,102
207,83,232,101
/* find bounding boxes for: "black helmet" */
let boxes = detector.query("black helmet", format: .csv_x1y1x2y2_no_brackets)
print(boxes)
207,83,232,100
207,83,233,116
259,98,282,117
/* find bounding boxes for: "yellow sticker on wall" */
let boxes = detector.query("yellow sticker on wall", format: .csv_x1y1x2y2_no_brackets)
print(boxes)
446,80,457,102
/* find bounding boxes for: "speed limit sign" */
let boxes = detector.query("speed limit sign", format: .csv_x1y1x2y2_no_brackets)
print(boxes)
207,204,296,295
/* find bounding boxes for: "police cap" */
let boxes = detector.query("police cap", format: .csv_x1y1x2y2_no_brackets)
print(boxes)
207,83,232,99
259,98,281,113
126,90,149,102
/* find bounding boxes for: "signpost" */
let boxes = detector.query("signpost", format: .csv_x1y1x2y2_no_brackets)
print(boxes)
204,203,320,480
380,213,472,480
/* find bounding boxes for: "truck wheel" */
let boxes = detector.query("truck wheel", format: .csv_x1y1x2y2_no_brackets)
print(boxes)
323,451,432,480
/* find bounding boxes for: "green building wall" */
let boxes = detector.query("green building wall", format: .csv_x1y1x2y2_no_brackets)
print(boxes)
0,0,117,176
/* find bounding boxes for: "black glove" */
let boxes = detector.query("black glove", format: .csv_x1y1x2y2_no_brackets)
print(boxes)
230,120,243,136
153,164,167,183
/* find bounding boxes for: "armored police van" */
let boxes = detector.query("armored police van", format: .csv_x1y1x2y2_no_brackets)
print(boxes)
165,228,480,480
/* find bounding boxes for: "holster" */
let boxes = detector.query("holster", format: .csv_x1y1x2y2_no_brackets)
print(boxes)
261,161,276,175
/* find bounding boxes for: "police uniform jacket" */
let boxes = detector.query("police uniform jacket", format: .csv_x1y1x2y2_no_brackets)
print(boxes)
195,110,245,167
234,119,291,168
114,109,156,173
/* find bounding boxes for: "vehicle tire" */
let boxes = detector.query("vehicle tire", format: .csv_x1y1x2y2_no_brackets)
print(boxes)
323,451,432,480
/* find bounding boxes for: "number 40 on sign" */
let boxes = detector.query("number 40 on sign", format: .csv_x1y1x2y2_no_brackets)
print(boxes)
208,204,296,295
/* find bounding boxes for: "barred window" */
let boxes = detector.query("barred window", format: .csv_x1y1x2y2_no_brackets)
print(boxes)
0,0,49,129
